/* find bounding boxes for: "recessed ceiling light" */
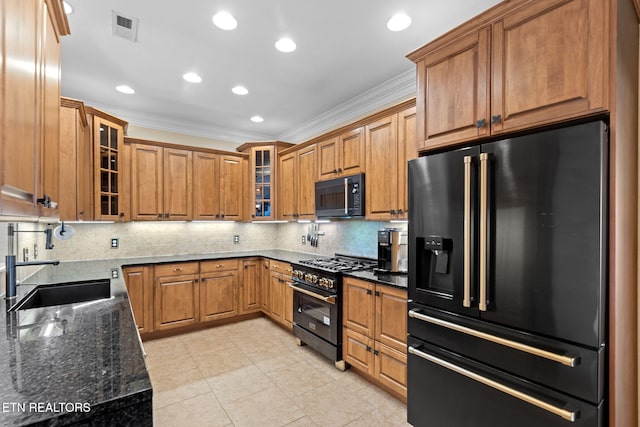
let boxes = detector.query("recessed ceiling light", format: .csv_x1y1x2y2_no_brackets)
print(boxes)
387,13,411,32
250,116,264,123
115,85,135,94
212,12,238,30
232,86,248,95
63,1,73,14
183,72,202,83
275,38,296,53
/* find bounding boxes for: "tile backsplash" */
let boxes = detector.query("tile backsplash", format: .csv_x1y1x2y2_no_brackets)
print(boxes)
42,220,407,261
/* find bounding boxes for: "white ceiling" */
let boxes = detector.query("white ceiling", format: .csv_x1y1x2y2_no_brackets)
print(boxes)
61,0,502,145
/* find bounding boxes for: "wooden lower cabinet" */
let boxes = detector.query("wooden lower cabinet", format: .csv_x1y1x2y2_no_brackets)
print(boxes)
123,266,154,333
342,277,407,398
269,271,285,322
241,259,262,313
154,272,200,331
199,271,238,322
265,260,293,328
261,260,271,312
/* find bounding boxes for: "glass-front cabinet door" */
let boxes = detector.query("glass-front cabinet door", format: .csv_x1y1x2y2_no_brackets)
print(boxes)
253,147,273,219
94,116,124,220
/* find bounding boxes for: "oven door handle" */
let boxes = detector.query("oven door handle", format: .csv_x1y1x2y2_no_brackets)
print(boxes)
288,282,336,304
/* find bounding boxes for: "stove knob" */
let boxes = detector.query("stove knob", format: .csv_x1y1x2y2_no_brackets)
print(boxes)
294,270,304,279
309,274,318,284
304,274,311,282
319,278,328,287
327,279,335,289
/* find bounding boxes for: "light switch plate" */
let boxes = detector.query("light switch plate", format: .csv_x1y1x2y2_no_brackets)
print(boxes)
111,268,119,279
111,238,119,249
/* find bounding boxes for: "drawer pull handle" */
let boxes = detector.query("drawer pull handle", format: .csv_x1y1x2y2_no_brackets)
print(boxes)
408,310,578,367
173,268,182,272
216,264,223,268
407,346,578,422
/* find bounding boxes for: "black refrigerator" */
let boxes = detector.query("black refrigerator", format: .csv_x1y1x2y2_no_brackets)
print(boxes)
407,120,607,427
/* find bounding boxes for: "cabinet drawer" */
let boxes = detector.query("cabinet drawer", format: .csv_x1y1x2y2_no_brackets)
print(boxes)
154,262,199,277
200,259,240,273
269,260,293,276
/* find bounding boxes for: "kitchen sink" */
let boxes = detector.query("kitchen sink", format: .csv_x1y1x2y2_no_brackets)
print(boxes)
9,279,111,312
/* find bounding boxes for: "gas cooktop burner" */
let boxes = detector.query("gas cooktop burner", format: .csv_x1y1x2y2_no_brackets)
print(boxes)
297,255,377,273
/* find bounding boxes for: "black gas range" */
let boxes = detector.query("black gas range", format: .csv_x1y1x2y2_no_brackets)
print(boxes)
290,254,376,370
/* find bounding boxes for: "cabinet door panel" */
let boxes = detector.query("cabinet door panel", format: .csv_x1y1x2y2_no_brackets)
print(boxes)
297,144,317,219
220,155,244,220
2,0,40,215
492,0,606,134
200,271,238,321
193,152,219,220
375,285,407,352
340,127,365,175
366,115,398,220
397,107,417,219
418,28,490,149
270,272,284,321
317,137,339,180
241,260,261,313
163,148,192,220
131,144,163,220
154,274,198,330
261,261,270,311
343,328,375,375
374,342,407,398
124,266,154,333
278,152,296,220
343,277,375,337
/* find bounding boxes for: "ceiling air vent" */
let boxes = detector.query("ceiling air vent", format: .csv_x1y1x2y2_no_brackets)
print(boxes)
112,10,138,42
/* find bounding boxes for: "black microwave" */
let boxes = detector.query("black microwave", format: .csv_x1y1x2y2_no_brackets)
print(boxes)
315,173,365,218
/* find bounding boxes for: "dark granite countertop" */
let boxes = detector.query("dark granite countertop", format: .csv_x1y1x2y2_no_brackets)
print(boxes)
0,249,399,425
346,270,408,289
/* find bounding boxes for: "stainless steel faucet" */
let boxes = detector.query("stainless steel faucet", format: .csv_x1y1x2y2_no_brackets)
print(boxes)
5,256,60,299
4,223,60,299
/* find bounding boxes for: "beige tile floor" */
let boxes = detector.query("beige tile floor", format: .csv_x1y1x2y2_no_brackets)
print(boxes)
144,317,411,427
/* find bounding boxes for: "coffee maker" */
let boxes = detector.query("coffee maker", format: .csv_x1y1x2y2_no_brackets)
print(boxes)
376,228,408,273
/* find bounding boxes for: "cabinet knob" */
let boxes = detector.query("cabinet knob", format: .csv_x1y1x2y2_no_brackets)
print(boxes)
491,114,502,125
337,168,342,173
332,169,338,174
221,214,225,218
79,211,85,216
390,209,396,215
215,214,220,218
157,213,163,218
366,289,372,295
476,118,487,128
164,213,169,219
397,208,403,215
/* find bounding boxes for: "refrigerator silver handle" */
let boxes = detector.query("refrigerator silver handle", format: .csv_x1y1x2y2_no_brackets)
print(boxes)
463,156,472,307
479,153,489,311
408,345,578,422
408,309,578,367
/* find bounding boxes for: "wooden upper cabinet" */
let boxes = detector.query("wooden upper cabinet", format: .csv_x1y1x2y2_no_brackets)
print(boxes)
410,0,609,151
277,144,317,220
192,151,219,220
163,148,192,220
1,0,68,217
365,106,416,221
317,128,364,181
219,154,245,221
416,28,490,150
278,152,296,220
397,106,416,220
59,98,92,221
93,115,126,220
491,0,607,134
296,144,317,219
366,114,399,220
131,144,163,220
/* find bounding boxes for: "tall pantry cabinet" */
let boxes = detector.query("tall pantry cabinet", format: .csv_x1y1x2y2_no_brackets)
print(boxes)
0,0,69,218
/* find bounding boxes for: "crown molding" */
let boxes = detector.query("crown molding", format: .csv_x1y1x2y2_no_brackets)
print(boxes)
76,98,276,143
277,68,416,143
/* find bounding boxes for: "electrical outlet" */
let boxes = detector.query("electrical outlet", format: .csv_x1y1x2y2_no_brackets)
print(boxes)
111,268,119,279
233,235,240,244
111,238,119,249
302,235,306,244
33,244,38,259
